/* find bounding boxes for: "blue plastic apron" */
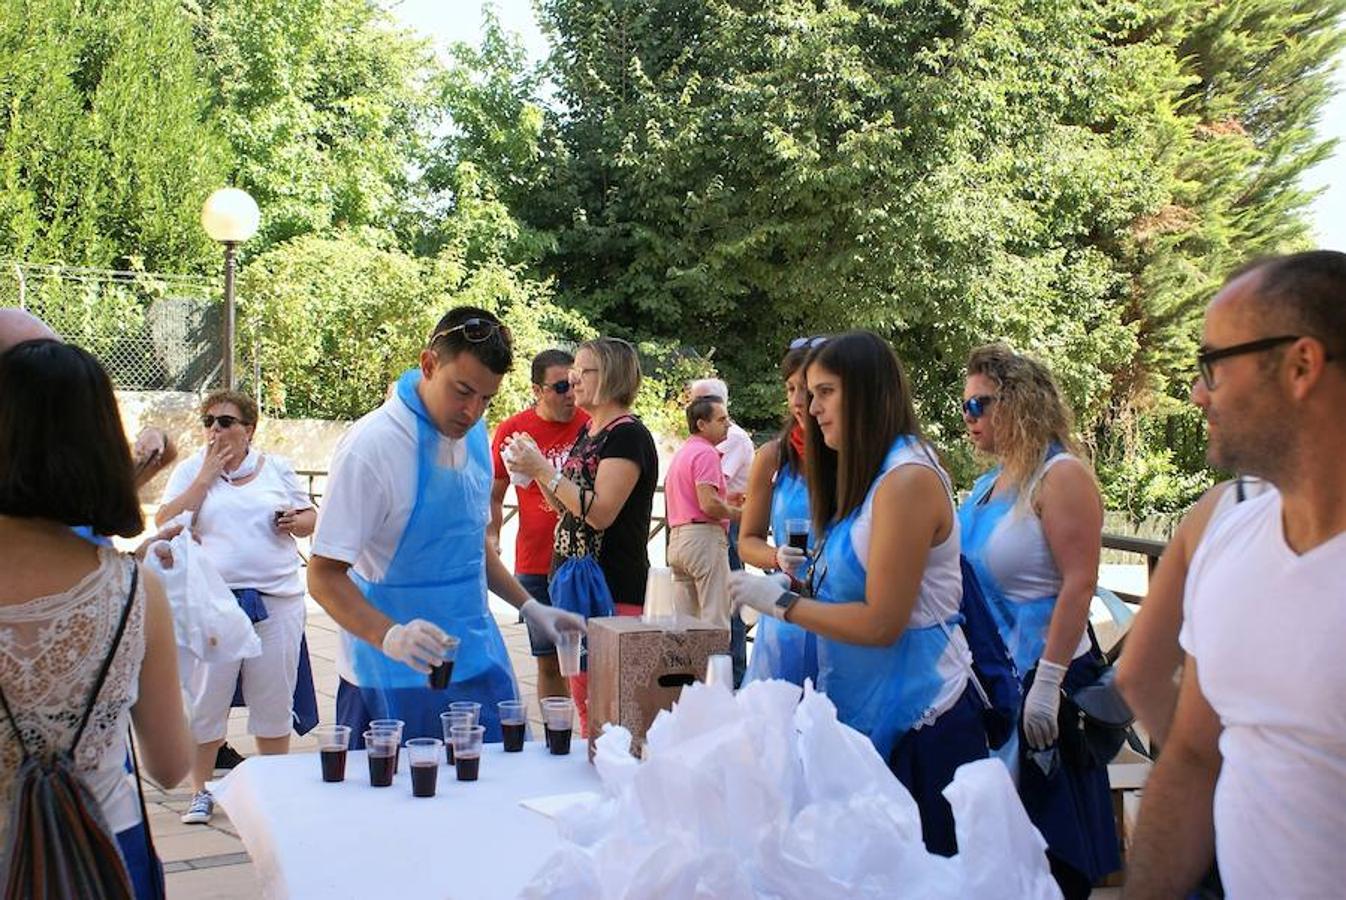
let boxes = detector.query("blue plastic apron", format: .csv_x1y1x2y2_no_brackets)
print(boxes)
744,463,817,686
957,462,1120,881
813,437,954,760
957,468,1056,677
338,369,518,743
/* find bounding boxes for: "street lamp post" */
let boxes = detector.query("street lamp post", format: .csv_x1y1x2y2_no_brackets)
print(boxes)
201,188,260,389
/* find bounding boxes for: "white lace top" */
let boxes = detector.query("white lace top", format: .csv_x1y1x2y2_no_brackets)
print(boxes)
0,546,147,848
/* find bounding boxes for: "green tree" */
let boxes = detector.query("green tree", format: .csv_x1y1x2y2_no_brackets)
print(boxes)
528,0,1343,509
236,231,593,421
0,0,228,270
189,0,435,252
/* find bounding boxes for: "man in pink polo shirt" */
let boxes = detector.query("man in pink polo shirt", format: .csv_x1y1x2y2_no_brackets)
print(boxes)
665,395,741,627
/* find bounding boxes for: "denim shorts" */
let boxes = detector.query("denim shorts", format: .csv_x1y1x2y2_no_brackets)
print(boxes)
516,573,555,657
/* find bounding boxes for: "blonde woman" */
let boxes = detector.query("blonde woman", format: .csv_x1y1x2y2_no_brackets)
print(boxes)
508,337,659,732
956,343,1118,896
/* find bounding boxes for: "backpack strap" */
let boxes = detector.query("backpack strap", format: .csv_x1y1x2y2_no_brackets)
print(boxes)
69,562,139,755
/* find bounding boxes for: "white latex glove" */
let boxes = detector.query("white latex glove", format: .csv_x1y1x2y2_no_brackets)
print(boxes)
381,619,450,673
729,571,793,620
1023,659,1067,750
521,598,586,646
775,544,807,578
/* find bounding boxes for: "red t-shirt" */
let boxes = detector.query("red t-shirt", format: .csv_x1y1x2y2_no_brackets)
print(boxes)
491,406,590,575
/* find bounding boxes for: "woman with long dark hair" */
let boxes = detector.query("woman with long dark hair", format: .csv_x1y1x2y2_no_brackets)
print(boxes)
0,339,190,898
731,331,988,855
736,338,819,684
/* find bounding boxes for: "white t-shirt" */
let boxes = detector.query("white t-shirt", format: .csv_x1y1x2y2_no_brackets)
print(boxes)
163,450,312,595
716,423,755,497
1180,490,1346,898
312,391,465,582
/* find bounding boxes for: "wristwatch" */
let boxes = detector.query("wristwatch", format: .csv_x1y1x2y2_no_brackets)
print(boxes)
775,590,799,621
546,469,564,493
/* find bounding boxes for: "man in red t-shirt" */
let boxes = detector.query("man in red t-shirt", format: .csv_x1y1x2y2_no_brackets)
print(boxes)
489,349,590,699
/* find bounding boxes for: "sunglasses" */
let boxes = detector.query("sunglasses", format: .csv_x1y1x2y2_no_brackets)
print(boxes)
961,395,997,420
430,317,510,345
1195,335,1301,391
201,414,242,429
788,335,828,351
539,379,572,394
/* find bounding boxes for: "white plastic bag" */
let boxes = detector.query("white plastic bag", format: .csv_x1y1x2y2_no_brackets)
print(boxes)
144,518,261,665
945,758,1060,900
520,679,1062,900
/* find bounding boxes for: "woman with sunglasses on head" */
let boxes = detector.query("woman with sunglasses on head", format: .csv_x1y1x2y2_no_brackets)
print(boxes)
735,337,821,685
1,339,191,899
956,343,1118,897
156,390,315,825
506,337,658,733
731,331,988,856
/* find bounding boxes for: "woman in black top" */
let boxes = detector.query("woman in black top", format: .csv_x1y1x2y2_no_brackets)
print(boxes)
507,337,658,729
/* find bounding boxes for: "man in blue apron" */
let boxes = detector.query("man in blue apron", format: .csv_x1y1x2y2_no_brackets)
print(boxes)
308,307,586,743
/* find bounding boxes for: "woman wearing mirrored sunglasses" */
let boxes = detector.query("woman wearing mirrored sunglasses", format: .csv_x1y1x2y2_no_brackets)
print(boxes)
956,343,1118,897
730,330,987,857
155,390,316,825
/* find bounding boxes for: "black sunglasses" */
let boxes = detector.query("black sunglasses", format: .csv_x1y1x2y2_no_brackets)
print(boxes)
430,317,510,345
538,379,571,394
1196,335,1301,391
961,395,997,420
201,414,242,429
788,335,828,351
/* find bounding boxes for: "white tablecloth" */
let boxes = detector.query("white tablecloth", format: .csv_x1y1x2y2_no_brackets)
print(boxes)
214,742,600,899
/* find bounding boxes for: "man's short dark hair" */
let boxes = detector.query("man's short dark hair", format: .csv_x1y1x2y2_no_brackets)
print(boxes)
427,306,513,375
686,395,722,435
1248,250,1346,359
531,349,574,385
0,339,143,537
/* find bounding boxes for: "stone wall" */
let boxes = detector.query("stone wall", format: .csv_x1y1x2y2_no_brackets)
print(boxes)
118,391,354,501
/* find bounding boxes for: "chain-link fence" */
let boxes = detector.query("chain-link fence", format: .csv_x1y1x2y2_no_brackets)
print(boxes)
3,261,223,391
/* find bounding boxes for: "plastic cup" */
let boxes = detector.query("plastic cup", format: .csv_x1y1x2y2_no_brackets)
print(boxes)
498,700,527,752
405,738,443,797
428,635,461,690
450,725,486,781
368,719,404,774
785,518,810,552
447,701,480,726
440,711,473,764
555,629,582,678
363,729,398,787
314,724,350,783
704,654,733,690
541,697,574,756
642,566,676,624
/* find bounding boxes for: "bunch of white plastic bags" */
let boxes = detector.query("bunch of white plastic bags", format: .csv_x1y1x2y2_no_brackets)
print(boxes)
522,680,1061,899
142,512,261,666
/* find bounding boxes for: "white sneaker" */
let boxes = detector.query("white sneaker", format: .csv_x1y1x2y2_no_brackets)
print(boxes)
180,789,215,824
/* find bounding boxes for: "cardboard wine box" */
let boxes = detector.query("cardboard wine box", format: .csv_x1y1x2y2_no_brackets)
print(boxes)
586,616,731,760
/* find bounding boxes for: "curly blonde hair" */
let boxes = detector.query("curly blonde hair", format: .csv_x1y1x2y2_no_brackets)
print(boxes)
967,343,1085,501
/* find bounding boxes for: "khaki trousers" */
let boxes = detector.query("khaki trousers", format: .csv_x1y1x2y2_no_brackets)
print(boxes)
668,522,731,628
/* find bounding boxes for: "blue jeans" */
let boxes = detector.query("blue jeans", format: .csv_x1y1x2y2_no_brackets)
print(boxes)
727,521,746,687
516,573,556,657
